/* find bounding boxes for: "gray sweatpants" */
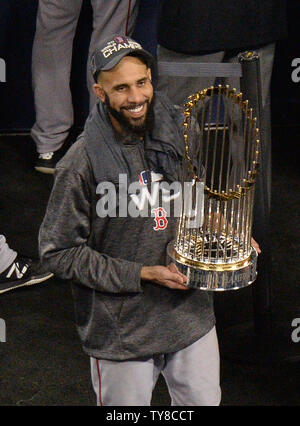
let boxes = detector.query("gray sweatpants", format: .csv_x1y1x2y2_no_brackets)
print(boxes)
0,235,17,274
90,326,221,406
31,0,140,154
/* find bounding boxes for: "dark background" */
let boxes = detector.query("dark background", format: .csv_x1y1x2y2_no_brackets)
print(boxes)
0,0,299,133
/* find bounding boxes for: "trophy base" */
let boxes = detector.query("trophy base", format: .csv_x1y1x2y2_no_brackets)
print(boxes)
167,241,257,291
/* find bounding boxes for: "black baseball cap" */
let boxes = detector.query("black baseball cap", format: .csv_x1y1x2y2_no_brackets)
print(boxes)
91,35,155,82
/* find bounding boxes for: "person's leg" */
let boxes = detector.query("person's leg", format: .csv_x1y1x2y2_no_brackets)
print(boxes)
162,327,221,406
251,42,275,214
31,0,83,154
90,354,162,406
0,234,17,274
156,45,225,106
88,0,140,109
226,43,275,212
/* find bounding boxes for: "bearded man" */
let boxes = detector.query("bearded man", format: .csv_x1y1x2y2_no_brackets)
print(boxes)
39,35,221,406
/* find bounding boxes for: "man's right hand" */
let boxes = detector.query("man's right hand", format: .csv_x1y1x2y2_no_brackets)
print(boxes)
141,263,189,290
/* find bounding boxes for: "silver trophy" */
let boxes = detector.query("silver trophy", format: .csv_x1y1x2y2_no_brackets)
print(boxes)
167,85,260,290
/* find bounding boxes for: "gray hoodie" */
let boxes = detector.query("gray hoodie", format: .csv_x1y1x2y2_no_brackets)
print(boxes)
39,92,215,361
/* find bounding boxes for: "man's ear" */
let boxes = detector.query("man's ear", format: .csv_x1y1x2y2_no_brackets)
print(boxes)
147,67,152,82
93,84,105,102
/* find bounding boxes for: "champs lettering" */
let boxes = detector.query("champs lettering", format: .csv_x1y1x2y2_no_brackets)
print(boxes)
101,40,142,59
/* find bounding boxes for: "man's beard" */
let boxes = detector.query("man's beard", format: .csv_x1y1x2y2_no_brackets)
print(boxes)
104,93,155,138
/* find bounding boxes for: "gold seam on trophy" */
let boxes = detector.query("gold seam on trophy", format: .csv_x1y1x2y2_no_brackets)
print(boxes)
171,248,252,272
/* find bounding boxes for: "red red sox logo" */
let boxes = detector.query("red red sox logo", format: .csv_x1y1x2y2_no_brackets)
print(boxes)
152,207,168,231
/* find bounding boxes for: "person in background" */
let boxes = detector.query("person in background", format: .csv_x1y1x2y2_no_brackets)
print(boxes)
32,0,140,174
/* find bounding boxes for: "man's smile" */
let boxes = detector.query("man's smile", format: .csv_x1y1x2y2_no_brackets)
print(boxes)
122,102,147,118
